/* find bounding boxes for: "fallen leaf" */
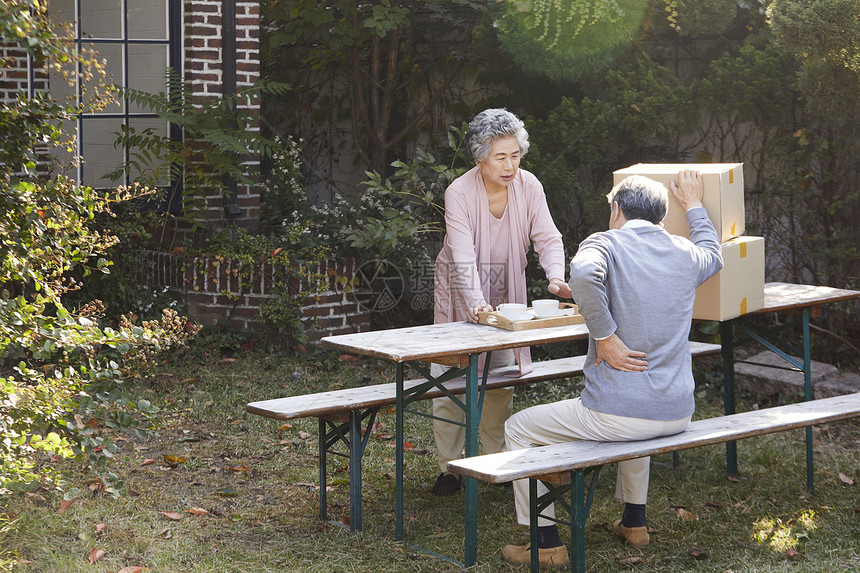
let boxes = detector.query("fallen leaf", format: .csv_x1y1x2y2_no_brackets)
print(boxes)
58,498,76,513
218,358,236,364
25,493,46,504
160,511,183,521
276,424,293,431
141,458,155,466
403,442,416,451
87,548,105,563
338,354,357,362
706,501,722,508
213,487,239,497
156,527,171,538
294,344,307,353
727,475,741,483
16,560,34,565
95,523,107,532
298,431,312,440
689,549,708,559
674,508,698,521
117,567,149,573
187,507,209,515
785,548,803,560
228,464,250,472
838,473,854,486
617,556,643,564
164,455,187,465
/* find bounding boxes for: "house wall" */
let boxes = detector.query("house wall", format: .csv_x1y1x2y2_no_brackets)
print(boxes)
3,3,375,342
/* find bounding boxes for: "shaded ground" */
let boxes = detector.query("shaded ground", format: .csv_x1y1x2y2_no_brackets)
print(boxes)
2,351,860,572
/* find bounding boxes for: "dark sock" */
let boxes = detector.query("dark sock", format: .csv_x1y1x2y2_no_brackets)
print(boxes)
536,525,563,549
621,503,646,528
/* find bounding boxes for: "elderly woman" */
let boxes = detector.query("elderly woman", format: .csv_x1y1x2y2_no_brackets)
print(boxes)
430,108,572,496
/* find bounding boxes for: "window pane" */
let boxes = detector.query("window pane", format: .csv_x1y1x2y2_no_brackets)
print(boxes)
128,118,170,187
49,0,76,36
81,118,123,188
128,44,168,113
80,0,122,39
48,66,76,106
129,0,168,40
82,42,123,114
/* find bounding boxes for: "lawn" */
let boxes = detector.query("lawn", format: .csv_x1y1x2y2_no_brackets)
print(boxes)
2,346,859,572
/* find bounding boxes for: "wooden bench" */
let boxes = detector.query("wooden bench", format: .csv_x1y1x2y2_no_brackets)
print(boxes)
246,341,721,531
447,392,860,573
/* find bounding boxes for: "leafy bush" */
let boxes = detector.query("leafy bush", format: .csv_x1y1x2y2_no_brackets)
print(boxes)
0,1,197,495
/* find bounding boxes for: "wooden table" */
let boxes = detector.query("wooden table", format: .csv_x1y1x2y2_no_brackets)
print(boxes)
320,282,860,566
320,320,591,567
718,282,860,489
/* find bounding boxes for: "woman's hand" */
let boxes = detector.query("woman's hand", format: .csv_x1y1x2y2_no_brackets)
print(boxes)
467,302,494,323
547,278,572,299
596,334,648,372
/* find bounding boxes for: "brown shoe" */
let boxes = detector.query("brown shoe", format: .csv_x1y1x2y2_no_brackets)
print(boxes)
612,519,649,547
501,543,569,568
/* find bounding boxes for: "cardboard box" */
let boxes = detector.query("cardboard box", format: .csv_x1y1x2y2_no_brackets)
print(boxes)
613,163,744,242
693,236,764,321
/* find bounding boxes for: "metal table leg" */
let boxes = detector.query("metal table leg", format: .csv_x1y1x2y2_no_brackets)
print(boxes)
395,362,405,541
464,353,480,567
720,320,738,477
802,308,814,492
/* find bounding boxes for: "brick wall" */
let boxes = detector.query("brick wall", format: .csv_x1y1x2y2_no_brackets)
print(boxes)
183,0,262,230
142,251,372,342
0,43,41,101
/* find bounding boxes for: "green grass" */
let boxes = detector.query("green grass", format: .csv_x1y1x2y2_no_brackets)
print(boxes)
2,350,859,572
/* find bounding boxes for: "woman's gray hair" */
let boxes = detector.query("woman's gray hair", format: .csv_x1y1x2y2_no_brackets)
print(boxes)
465,108,530,162
606,175,669,224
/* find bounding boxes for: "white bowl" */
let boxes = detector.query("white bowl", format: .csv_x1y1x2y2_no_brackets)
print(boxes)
498,303,529,321
532,299,559,318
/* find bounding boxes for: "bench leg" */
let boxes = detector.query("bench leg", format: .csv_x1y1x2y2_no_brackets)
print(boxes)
319,408,378,532
528,467,601,573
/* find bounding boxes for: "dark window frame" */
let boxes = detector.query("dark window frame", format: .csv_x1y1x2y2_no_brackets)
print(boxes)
40,0,182,210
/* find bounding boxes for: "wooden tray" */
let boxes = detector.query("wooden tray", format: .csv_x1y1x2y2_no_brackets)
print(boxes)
478,303,584,330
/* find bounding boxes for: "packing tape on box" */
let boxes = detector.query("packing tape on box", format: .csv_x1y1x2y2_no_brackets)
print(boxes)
729,169,734,184
740,297,747,315
740,242,747,258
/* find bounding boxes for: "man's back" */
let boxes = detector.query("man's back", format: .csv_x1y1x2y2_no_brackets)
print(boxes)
570,208,722,421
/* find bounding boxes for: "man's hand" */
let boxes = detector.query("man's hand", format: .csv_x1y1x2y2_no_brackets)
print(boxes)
596,334,648,372
547,278,572,298
467,301,493,323
669,169,705,212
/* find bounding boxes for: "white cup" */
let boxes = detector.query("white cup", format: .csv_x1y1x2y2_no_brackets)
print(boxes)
498,303,528,321
532,299,559,318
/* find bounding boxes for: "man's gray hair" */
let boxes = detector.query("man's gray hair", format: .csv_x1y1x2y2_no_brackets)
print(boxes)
465,108,530,162
606,175,669,224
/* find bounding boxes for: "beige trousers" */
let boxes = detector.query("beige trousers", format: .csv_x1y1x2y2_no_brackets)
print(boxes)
431,349,515,473
505,397,691,526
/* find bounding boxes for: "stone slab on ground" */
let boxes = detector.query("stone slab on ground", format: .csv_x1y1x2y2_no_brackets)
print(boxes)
735,351,860,399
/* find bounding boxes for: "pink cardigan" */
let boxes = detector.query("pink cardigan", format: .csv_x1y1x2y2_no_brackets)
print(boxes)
434,166,566,374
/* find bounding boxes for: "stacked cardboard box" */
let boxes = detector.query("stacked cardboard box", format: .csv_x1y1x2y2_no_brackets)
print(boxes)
612,163,764,321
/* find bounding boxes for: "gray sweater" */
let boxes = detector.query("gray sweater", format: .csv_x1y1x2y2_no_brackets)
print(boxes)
569,207,723,421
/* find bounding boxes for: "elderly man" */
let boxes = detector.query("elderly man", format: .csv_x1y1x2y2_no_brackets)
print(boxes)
501,170,723,568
